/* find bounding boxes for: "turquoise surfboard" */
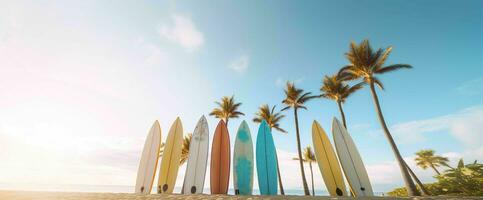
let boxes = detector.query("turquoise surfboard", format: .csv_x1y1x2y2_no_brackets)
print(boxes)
256,120,278,195
233,121,254,195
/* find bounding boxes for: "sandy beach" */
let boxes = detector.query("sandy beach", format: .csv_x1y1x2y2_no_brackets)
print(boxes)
0,190,480,200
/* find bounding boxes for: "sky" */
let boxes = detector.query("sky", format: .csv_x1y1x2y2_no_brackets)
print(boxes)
0,0,482,194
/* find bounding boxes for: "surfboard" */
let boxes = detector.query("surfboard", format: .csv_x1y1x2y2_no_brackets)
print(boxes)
256,120,278,195
210,120,231,194
182,116,209,194
157,117,183,194
332,117,373,197
233,120,254,195
312,120,347,196
135,120,162,194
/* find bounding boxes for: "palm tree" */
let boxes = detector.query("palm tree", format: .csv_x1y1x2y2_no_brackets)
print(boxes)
281,82,317,195
209,96,244,126
293,146,317,196
320,74,364,128
404,161,431,195
339,39,420,196
159,133,192,165
253,104,287,195
180,133,192,165
253,104,287,133
415,149,450,175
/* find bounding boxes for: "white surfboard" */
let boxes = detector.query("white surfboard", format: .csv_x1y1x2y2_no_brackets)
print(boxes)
182,116,210,194
135,120,162,194
332,117,373,197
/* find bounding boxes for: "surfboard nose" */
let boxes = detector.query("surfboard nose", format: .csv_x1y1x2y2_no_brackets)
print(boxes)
217,119,226,127
200,115,207,122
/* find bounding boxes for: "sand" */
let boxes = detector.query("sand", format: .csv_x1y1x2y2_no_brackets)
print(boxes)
0,190,480,200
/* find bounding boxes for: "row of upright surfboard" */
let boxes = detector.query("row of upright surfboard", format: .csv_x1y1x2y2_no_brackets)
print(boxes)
135,116,373,197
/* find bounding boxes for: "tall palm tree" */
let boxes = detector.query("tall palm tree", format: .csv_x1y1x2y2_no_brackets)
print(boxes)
320,74,364,128
253,104,287,195
209,96,244,126
293,146,317,196
281,82,317,195
159,133,192,165
415,149,450,175
404,161,431,195
339,40,420,196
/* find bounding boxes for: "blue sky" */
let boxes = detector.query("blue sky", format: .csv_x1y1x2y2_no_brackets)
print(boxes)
0,0,482,194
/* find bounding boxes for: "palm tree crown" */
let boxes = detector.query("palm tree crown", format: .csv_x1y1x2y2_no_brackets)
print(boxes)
294,146,316,163
209,96,244,126
320,74,363,103
282,82,317,111
253,104,287,133
415,149,450,175
159,133,192,165
339,39,412,88
179,133,192,165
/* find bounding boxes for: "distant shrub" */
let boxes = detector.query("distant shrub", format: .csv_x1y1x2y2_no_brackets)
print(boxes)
387,159,483,196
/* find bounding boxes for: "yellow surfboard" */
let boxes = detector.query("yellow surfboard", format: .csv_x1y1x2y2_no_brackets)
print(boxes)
157,117,183,194
312,120,347,196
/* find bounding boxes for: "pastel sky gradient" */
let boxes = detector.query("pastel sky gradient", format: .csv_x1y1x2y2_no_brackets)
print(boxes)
1,0,482,194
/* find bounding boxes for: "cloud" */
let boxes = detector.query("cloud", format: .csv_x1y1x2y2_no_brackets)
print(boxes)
384,106,483,146
275,77,304,87
456,77,483,96
0,126,142,186
145,44,170,66
228,55,249,73
159,14,204,52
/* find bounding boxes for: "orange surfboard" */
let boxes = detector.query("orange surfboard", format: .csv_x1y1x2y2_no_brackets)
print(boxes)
210,120,231,194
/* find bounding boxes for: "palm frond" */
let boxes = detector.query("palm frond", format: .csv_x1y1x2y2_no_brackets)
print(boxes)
376,64,413,74
281,106,291,111
373,78,385,90
375,46,392,68
345,82,365,98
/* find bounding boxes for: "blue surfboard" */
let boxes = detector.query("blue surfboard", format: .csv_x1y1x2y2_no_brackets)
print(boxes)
233,121,254,195
256,120,278,195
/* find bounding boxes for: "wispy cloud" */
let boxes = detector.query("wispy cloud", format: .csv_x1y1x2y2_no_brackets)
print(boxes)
394,106,483,146
275,77,304,87
360,106,483,146
145,44,169,66
228,55,249,73
159,14,204,52
456,77,483,96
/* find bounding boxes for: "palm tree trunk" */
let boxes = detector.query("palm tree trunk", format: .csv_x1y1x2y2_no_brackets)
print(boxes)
275,152,285,195
225,118,229,127
309,162,315,196
404,161,430,195
369,82,420,196
430,164,441,175
294,108,310,195
336,100,347,128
